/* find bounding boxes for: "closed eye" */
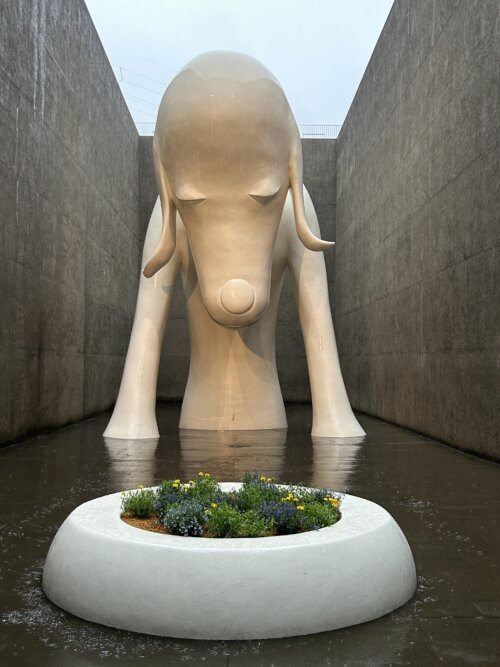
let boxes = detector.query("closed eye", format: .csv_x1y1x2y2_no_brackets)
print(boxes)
177,197,206,207
249,189,280,205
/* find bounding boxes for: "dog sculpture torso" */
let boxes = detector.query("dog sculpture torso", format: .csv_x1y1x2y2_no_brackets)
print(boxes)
104,51,364,439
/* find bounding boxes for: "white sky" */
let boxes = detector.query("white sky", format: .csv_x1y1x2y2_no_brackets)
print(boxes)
85,0,393,130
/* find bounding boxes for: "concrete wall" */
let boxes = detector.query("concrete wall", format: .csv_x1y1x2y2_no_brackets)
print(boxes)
138,137,337,401
335,0,499,458
0,0,140,445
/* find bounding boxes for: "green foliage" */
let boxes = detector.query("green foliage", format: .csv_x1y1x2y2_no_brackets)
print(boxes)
298,501,341,532
205,503,272,538
234,475,283,511
185,473,221,502
120,472,343,537
121,486,156,518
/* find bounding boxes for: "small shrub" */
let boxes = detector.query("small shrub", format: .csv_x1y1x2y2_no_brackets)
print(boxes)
206,504,272,538
298,501,340,532
185,473,221,503
161,499,207,536
121,486,156,518
259,500,298,534
234,474,282,511
154,479,184,520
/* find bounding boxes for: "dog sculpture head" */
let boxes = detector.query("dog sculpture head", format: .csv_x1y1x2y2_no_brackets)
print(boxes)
144,51,333,328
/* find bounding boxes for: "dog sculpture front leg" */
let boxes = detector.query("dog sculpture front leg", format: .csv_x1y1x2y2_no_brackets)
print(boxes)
287,188,365,438
104,198,180,439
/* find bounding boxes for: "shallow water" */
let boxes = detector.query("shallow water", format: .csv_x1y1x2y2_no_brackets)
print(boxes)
1,403,499,665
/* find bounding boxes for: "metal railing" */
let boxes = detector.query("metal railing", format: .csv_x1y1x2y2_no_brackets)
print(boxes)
299,124,341,139
136,121,340,139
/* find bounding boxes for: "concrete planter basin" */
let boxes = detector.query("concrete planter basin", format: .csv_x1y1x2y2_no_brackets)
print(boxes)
42,483,416,640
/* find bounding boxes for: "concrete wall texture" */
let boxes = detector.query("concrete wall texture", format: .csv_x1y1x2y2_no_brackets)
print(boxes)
138,137,337,402
0,0,140,445
334,0,499,458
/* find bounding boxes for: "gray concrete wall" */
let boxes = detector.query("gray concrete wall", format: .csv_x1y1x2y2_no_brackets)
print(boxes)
138,137,337,401
335,0,499,458
0,0,140,445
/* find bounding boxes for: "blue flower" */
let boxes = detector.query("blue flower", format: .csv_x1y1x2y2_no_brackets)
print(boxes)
161,499,207,536
259,501,298,534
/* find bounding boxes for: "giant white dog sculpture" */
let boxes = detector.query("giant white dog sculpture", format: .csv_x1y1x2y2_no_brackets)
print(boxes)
105,51,364,439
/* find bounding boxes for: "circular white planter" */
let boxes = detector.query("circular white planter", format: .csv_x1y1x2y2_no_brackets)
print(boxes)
42,484,416,640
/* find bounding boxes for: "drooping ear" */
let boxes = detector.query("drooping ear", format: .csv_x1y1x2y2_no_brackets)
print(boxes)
143,144,177,278
289,136,335,252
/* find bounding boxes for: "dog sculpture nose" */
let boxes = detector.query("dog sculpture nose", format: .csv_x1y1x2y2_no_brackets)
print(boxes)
220,279,255,315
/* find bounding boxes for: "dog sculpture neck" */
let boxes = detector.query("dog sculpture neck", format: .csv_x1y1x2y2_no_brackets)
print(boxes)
176,194,290,430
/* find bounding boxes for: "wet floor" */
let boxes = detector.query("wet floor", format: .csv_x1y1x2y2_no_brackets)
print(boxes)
0,403,499,666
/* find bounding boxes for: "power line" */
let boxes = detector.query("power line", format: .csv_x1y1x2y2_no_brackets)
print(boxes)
128,108,156,121
107,44,177,75
113,65,169,88
125,93,158,109
119,77,164,96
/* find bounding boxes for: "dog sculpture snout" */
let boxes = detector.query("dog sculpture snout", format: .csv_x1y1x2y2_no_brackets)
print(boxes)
220,279,255,315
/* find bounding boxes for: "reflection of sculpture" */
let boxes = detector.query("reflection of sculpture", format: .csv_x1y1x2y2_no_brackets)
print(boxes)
311,436,364,490
103,437,159,489
180,429,287,480
104,51,364,439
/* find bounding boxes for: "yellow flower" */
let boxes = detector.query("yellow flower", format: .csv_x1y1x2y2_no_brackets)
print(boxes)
198,472,205,477
297,505,305,511
173,479,180,484
266,477,273,482
204,473,210,477
172,483,179,489
211,502,218,509
259,475,267,481
138,484,144,490
189,480,195,484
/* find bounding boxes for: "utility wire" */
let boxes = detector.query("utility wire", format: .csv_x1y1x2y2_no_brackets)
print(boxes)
113,65,168,88
125,93,158,109
119,77,164,96
128,105,156,119
108,44,177,75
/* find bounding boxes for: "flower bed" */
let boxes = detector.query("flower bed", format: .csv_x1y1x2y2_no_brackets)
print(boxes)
121,472,342,538
43,482,417,640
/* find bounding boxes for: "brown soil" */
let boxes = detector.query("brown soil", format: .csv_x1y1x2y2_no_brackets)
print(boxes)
121,513,342,538
121,515,222,538
121,515,169,534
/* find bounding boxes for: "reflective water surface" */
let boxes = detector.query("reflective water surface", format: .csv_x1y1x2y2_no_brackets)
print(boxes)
1,403,499,665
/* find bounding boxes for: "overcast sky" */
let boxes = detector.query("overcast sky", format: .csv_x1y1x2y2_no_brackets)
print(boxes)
85,0,393,131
